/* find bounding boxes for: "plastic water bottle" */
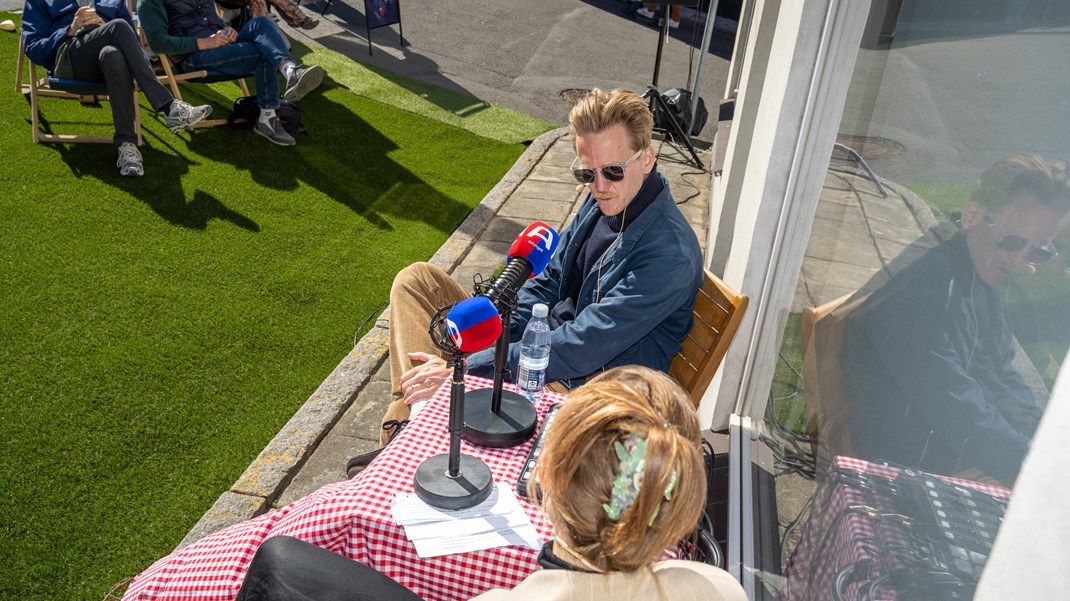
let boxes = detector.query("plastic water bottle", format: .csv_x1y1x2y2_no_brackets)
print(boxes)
517,303,551,402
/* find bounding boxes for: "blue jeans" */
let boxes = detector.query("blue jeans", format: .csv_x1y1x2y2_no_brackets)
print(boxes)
180,16,290,109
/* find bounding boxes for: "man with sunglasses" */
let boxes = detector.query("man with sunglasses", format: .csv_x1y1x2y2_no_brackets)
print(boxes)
833,154,1070,486
346,88,703,475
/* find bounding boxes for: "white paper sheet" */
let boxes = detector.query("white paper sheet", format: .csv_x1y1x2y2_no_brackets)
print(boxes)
391,482,544,558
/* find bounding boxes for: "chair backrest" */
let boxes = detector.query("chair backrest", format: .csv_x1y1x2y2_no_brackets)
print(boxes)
801,293,853,471
669,270,749,406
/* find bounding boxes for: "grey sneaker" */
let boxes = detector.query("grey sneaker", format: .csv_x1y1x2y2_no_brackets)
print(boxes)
116,142,144,177
253,117,296,146
165,100,212,133
283,64,324,102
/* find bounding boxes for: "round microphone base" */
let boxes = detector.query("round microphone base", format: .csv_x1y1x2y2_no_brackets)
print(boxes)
462,387,537,448
413,453,494,511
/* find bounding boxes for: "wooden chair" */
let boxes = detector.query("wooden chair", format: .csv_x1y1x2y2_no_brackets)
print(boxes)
801,293,853,471
17,35,142,145
669,270,749,406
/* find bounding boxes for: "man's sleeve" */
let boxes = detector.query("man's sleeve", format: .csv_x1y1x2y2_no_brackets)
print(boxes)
137,0,198,55
487,249,697,383
22,0,70,68
95,0,135,29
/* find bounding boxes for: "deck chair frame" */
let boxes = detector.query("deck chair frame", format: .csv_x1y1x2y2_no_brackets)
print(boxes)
17,34,142,145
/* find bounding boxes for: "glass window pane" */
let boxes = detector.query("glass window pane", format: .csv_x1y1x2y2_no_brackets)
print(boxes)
757,3,1070,599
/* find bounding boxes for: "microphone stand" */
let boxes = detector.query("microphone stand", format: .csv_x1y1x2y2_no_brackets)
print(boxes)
413,307,493,510
462,286,537,448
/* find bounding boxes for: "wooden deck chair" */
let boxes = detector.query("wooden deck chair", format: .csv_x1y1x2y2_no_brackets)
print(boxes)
17,34,143,145
670,270,749,406
135,2,251,128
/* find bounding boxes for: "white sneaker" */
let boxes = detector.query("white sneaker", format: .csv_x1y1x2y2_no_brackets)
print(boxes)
659,17,681,29
165,100,212,133
116,142,144,177
636,7,654,19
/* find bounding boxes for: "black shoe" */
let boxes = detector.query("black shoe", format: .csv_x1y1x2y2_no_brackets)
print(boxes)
345,419,408,478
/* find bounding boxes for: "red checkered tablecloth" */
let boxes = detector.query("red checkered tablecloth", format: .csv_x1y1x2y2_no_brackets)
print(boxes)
123,376,562,601
778,456,1010,601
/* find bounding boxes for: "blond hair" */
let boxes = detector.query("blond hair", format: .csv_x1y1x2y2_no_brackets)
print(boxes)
568,88,654,153
971,154,1070,213
536,366,705,572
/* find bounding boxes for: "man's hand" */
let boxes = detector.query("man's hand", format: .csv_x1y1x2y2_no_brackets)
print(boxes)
67,7,103,36
197,26,237,50
399,352,450,405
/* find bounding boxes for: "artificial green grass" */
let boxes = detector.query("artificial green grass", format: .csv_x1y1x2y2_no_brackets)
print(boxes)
0,18,553,600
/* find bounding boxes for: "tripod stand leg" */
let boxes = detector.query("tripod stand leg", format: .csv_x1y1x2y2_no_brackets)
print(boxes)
644,88,705,170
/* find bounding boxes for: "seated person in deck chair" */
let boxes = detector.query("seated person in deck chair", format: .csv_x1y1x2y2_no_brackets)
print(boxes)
137,0,324,147
21,0,212,176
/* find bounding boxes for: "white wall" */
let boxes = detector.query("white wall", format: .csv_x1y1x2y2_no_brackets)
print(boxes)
976,359,1070,599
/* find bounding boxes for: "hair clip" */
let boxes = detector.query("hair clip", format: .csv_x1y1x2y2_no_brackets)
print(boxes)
603,434,646,521
602,434,679,525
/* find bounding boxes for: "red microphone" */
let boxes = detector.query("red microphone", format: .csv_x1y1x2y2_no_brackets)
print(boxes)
479,223,560,313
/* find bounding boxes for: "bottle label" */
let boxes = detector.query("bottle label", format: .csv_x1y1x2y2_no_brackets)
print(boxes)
517,356,548,392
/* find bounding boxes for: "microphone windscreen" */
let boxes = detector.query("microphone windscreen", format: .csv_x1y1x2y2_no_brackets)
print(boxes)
445,297,502,353
508,222,560,278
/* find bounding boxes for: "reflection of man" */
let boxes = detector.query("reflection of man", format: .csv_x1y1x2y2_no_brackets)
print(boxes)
346,88,704,474
840,155,1069,485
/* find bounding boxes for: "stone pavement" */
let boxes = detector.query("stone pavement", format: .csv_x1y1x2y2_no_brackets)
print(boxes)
178,129,715,547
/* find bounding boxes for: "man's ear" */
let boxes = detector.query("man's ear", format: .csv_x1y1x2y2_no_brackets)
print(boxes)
642,145,656,174
960,201,985,229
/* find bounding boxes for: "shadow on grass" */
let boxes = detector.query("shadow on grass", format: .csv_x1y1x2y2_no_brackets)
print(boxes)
182,86,476,233
37,115,263,231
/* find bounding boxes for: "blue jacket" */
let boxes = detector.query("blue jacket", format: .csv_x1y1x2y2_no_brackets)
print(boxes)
469,173,703,388
22,0,134,71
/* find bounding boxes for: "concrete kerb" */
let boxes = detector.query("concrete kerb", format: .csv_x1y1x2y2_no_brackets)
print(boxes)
176,126,570,550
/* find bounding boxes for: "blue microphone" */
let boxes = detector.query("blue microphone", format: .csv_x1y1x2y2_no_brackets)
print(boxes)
444,296,502,354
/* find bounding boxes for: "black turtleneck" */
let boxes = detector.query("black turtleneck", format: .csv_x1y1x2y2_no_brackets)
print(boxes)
537,541,598,573
547,167,664,328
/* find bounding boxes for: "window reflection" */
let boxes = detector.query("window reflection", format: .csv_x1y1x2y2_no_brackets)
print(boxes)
819,154,1066,487
757,2,1070,599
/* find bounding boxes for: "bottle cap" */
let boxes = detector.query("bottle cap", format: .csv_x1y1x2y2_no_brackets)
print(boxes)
532,303,549,318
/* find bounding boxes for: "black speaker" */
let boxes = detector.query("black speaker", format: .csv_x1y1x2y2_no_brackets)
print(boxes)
656,88,709,137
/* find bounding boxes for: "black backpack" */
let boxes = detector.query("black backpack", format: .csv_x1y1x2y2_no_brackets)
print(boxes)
227,96,304,135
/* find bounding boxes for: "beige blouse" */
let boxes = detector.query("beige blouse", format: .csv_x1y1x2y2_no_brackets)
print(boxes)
470,560,748,601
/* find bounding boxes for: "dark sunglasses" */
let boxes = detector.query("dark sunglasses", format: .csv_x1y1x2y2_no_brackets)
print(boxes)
984,215,1059,263
996,233,1059,264
571,148,643,185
